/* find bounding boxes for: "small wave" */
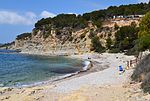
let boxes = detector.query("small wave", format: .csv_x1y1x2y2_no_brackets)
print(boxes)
82,61,91,71
51,60,92,81
0,83,4,87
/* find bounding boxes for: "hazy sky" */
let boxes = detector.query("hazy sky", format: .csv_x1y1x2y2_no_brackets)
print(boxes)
0,0,149,43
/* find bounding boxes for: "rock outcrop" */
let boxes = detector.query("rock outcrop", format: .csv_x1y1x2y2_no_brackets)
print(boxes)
14,26,95,55
3,18,140,55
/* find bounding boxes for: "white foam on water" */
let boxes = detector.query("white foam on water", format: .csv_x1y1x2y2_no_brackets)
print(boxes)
83,61,91,71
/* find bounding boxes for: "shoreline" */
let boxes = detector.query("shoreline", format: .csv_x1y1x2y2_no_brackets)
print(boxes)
0,52,108,89
0,52,133,89
1,52,145,101
0,52,95,88
13,60,93,88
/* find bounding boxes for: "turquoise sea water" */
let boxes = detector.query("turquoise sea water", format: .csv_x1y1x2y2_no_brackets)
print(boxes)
0,50,83,87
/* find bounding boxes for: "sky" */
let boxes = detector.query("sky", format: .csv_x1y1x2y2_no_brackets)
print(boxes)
0,0,149,43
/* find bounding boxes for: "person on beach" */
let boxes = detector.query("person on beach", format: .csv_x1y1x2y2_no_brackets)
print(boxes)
88,57,93,69
119,65,125,75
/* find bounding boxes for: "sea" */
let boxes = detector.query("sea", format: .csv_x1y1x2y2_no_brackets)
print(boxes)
0,49,83,87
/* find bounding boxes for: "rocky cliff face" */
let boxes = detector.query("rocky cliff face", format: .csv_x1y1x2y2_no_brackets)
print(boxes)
14,25,95,55
10,19,140,55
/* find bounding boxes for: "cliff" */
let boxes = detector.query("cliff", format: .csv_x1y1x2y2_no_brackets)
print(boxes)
11,18,140,55
14,23,100,55
3,1,148,54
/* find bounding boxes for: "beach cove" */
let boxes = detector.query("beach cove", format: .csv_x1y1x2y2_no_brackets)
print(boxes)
0,51,90,87
1,53,148,101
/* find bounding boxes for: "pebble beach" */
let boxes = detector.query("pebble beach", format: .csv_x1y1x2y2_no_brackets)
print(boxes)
1,53,149,101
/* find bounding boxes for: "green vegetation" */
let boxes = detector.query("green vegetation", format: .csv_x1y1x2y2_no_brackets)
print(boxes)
114,23,119,30
136,11,150,51
35,18,52,28
125,12,150,55
80,30,89,39
137,34,150,51
88,29,96,39
138,11,150,38
43,32,50,39
15,2,150,53
131,54,150,93
109,24,138,53
32,2,150,52
106,3,150,16
80,33,86,39
131,11,150,93
34,2,150,38
82,2,150,22
0,42,15,49
106,37,113,49
16,33,32,40
35,14,88,29
90,36,105,53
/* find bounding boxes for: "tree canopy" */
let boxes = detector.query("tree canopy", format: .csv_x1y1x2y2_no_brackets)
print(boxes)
137,11,150,51
138,11,150,37
35,2,150,30
16,33,32,40
111,24,138,52
91,36,105,53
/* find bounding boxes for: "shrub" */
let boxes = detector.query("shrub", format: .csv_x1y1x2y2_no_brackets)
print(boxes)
16,33,31,40
43,30,51,39
125,47,139,56
138,11,150,38
88,30,96,39
109,48,120,53
0,42,15,48
106,37,113,49
90,36,105,53
131,54,150,82
131,11,150,93
112,25,138,52
80,32,86,39
141,73,150,93
114,23,119,30
137,34,150,51
69,36,73,41
131,54,150,93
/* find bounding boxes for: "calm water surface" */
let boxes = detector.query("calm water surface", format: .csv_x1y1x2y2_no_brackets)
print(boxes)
0,50,83,87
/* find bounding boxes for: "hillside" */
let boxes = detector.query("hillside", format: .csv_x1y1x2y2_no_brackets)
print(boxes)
0,42,15,50
3,2,150,55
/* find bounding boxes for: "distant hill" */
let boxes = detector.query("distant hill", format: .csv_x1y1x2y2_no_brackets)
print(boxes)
34,2,150,30
6,2,150,54
15,2,150,42
0,42,15,50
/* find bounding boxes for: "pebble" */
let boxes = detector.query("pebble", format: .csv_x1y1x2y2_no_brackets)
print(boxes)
4,88,13,92
28,90,36,95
